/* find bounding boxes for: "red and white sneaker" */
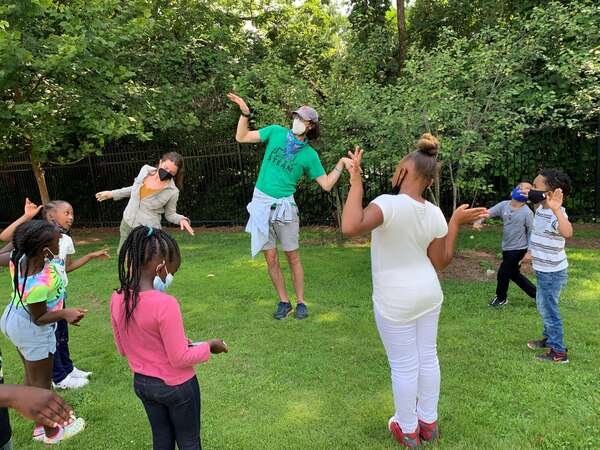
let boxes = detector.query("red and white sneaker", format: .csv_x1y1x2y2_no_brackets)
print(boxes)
418,419,440,443
32,425,45,442
43,417,86,445
388,417,421,448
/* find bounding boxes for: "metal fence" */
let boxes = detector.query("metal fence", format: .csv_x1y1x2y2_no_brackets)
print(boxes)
1,123,599,227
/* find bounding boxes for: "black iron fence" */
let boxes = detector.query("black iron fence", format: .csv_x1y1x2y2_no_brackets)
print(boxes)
1,123,599,227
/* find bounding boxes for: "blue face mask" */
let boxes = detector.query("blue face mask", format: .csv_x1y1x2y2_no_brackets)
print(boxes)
511,186,529,203
153,262,174,292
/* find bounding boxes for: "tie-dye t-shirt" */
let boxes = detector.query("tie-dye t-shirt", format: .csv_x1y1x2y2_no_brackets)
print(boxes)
9,258,65,311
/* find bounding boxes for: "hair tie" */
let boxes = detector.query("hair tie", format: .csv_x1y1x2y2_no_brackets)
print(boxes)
146,226,154,237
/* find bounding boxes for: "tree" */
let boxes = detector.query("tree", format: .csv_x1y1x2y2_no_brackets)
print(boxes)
396,0,407,68
0,0,244,202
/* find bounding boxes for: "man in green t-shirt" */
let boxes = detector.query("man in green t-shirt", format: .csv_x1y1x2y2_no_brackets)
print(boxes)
228,93,352,320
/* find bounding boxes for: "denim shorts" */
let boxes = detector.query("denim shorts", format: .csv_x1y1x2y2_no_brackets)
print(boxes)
0,305,56,362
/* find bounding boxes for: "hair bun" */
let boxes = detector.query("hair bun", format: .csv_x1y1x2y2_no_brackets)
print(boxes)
416,133,439,157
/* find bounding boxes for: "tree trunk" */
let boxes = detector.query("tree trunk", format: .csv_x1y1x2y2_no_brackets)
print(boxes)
29,147,50,204
397,0,408,68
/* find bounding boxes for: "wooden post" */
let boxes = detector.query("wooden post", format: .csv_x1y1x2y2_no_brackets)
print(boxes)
29,149,50,204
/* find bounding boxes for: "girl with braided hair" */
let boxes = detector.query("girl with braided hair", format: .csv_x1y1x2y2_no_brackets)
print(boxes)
0,220,87,444
110,225,228,450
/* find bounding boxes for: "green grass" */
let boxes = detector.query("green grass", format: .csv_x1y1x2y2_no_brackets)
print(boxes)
1,226,599,449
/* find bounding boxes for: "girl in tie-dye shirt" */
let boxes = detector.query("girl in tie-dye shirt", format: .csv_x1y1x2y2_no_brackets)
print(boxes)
0,221,87,444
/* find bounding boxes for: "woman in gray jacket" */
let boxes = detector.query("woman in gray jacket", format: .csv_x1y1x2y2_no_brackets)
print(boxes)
95,152,194,251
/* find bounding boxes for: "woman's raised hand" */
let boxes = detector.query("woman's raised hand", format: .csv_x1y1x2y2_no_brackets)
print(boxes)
95,191,113,202
180,218,195,236
450,204,489,226
226,93,250,115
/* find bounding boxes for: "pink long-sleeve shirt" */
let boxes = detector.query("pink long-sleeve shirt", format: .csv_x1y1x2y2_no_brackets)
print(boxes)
110,290,211,386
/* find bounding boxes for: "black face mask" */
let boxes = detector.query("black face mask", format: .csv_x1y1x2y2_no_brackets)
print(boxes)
49,219,71,236
158,168,174,181
528,189,546,204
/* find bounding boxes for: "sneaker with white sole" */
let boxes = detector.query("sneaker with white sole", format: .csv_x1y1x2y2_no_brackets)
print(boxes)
54,374,89,390
44,417,86,445
70,367,92,379
33,425,45,442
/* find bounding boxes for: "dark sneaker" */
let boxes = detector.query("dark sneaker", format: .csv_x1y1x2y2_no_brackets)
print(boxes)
537,348,569,364
418,419,439,443
295,303,308,320
273,302,293,320
527,337,549,350
489,296,508,307
388,417,421,448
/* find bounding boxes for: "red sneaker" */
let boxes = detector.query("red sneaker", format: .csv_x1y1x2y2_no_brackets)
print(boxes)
388,417,421,448
418,419,440,442
536,348,569,364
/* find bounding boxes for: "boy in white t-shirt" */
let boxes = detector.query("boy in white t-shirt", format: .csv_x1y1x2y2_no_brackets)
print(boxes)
341,135,488,448
43,201,110,389
524,170,573,364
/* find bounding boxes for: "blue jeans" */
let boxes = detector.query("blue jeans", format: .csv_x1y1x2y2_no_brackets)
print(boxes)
535,269,568,352
52,319,74,383
134,374,201,450
0,437,12,450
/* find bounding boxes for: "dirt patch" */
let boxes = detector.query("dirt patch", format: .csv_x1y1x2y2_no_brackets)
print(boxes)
301,233,370,246
572,224,600,232
567,237,600,250
439,250,535,282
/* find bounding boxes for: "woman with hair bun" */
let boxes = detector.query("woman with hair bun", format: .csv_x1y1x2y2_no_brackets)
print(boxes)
95,151,194,251
342,134,489,448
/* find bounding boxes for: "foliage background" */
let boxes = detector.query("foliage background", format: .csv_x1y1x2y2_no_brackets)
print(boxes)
0,0,599,220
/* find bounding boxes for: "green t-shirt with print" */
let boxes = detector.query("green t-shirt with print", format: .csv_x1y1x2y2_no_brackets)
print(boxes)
256,125,326,199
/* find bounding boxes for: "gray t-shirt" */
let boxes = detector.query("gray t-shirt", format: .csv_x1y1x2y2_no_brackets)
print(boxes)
488,200,534,251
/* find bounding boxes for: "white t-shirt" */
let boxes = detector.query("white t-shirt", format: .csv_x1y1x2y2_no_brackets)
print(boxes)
370,194,449,322
56,234,76,286
529,206,568,273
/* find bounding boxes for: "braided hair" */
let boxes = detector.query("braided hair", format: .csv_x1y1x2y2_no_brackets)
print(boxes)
10,220,60,308
42,200,72,235
117,225,181,324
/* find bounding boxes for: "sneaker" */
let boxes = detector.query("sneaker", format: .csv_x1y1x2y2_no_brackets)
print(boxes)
54,374,89,390
43,417,86,445
536,348,569,364
273,301,293,320
418,419,439,443
527,337,549,350
295,303,308,320
489,296,508,307
388,417,421,448
70,367,92,379
33,425,45,442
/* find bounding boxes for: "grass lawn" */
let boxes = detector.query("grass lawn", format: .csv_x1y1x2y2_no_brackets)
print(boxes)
1,225,599,449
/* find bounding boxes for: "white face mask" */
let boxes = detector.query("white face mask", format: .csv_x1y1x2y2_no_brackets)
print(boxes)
292,118,307,135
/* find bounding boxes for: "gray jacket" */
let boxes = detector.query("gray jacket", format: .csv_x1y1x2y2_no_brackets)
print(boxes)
111,165,187,229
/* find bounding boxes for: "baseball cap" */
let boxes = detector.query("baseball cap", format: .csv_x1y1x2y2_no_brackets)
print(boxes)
293,106,319,123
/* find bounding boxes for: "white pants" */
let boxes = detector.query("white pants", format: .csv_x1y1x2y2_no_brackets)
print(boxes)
374,305,441,433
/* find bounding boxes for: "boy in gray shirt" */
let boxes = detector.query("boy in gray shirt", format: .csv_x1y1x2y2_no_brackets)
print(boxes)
474,182,537,307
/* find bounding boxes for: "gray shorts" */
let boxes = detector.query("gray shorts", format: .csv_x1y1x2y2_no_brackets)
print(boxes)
262,207,300,253
0,305,56,362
